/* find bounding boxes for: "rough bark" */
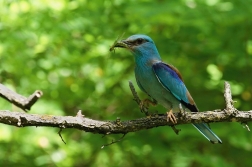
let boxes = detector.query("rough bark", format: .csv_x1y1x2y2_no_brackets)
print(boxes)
0,82,251,135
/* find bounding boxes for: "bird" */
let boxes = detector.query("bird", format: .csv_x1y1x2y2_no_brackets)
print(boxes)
112,34,222,144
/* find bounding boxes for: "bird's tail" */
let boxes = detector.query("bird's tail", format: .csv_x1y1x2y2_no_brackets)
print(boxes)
192,123,222,144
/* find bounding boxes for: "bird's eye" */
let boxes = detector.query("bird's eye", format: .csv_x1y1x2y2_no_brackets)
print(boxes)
135,38,144,45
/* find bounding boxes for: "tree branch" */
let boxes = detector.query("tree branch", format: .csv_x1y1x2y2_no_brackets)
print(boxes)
0,82,251,135
0,109,251,134
0,83,43,111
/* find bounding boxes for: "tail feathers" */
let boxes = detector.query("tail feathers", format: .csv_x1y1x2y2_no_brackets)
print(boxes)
192,123,222,144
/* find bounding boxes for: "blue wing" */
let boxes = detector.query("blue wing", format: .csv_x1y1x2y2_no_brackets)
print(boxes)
152,62,222,143
153,62,222,143
152,62,198,112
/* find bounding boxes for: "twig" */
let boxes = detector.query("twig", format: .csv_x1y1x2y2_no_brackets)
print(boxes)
25,91,43,110
76,110,85,119
101,133,127,149
58,128,66,144
241,122,250,132
224,82,237,115
129,81,149,115
171,125,181,135
129,81,141,105
244,124,250,131
0,84,43,111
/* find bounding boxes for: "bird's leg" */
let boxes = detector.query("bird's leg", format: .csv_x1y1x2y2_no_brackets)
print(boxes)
178,103,186,119
167,109,177,124
139,98,157,111
167,108,180,134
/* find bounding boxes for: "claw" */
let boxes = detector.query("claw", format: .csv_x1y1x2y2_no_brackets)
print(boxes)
167,109,177,124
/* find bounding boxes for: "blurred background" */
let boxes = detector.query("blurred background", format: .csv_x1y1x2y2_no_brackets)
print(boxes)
0,0,252,166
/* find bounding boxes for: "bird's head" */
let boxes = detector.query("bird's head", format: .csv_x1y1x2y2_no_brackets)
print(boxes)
113,34,161,62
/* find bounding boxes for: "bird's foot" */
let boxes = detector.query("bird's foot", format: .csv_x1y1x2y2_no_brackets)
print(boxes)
167,109,177,124
139,99,157,114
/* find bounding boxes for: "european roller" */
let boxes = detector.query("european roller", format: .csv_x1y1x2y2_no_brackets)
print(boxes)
112,34,222,144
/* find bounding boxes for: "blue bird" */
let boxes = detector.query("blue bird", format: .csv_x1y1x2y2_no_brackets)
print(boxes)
113,34,222,144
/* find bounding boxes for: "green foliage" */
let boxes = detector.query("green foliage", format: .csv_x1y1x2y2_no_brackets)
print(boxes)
0,0,252,166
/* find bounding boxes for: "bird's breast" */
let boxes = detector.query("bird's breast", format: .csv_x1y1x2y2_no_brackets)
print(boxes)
135,66,158,93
